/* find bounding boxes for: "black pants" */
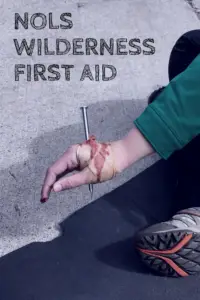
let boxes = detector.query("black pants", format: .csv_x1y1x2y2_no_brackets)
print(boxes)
166,30,200,213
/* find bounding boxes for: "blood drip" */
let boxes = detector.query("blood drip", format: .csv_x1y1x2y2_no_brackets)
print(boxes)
83,136,111,181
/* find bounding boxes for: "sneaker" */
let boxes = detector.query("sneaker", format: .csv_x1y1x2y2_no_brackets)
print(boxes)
135,207,200,277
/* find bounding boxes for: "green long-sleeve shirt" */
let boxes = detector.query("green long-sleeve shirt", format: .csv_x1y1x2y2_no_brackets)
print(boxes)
134,54,200,159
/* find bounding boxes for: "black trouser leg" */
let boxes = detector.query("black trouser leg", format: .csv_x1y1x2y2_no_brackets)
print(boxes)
167,30,200,212
168,29,200,81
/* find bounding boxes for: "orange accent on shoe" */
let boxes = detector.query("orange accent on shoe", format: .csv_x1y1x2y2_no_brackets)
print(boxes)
143,252,188,277
138,233,192,255
137,234,193,277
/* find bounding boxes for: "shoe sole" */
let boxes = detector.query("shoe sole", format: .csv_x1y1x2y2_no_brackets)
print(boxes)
135,230,200,277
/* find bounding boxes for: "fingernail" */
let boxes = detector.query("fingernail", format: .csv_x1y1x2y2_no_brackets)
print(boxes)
53,183,62,192
40,198,48,203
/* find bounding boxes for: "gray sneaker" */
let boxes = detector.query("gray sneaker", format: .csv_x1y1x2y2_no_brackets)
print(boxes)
135,208,200,277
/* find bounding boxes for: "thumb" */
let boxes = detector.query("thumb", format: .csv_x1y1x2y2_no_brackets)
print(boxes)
53,168,94,192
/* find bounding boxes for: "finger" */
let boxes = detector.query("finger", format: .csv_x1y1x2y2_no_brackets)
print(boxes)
41,168,57,201
40,149,77,202
53,168,94,192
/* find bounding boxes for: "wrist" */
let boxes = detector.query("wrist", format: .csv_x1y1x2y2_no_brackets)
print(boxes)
110,139,130,172
111,128,154,172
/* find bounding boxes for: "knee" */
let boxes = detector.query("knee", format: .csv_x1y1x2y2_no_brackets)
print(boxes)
178,29,200,41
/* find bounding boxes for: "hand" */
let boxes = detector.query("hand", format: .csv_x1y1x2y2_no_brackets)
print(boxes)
40,127,154,203
40,136,118,203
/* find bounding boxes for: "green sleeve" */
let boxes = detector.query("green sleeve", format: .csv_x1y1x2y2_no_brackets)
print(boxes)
134,54,200,159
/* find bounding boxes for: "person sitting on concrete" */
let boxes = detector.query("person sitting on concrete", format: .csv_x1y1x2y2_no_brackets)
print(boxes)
41,30,200,278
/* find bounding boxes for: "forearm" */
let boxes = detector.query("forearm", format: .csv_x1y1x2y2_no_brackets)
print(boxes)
111,127,154,172
135,54,200,159
111,54,200,173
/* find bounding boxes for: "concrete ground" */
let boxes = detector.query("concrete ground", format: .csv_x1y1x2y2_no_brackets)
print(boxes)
0,0,199,257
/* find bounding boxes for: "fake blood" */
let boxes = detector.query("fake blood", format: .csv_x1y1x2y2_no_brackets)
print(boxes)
85,136,110,181
40,198,47,203
94,143,109,181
